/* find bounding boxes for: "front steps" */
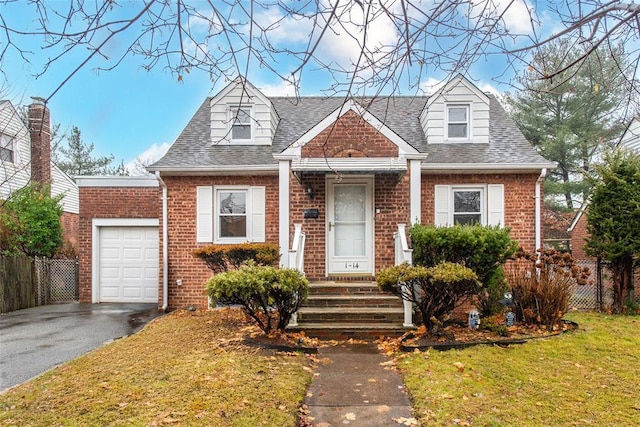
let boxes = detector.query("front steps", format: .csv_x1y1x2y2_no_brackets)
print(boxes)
288,281,409,340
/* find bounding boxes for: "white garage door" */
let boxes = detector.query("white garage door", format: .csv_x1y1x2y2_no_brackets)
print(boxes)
99,226,159,303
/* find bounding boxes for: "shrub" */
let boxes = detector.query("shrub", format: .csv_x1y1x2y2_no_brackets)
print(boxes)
206,263,309,334
193,242,280,273
377,262,481,332
507,248,590,328
410,224,518,316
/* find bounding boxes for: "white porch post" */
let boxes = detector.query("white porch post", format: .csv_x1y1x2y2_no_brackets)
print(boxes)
410,159,421,225
279,160,291,268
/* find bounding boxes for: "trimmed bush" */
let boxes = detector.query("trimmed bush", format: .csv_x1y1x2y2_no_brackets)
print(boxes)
206,263,309,334
193,242,280,273
507,248,590,328
410,224,518,316
377,262,481,332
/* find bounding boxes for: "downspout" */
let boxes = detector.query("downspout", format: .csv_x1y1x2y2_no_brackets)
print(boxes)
535,168,547,251
155,172,169,311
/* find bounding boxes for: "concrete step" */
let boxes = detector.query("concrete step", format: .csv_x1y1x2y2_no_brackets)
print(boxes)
298,306,405,323
287,322,409,339
309,281,381,295
305,294,402,308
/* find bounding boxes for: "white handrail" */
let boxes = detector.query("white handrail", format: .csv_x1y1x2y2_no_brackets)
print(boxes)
288,224,306,327
394,223,414,327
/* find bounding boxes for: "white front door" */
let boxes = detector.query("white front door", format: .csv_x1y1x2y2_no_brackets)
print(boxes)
327,177,374,275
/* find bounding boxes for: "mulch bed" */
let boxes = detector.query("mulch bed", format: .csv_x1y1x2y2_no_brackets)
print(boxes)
399,319,579,352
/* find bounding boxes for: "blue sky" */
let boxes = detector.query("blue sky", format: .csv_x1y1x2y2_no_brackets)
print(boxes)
0,1,556,173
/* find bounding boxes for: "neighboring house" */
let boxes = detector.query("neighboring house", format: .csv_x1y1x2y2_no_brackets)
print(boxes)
78,74,554,310
0,99,79,249
569,116,640,259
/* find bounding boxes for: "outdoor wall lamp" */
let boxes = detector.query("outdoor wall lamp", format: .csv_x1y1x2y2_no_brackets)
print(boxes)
306,185,314,200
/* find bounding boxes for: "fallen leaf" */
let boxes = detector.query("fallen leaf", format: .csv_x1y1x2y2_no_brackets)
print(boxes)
453,362,465,373
393,417,418,426
344,412,357,420
368,378,377,383
377,405,390,413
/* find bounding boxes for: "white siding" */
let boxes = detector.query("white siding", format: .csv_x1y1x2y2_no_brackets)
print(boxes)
421,76,490,144
620,118,640,153
51,164,79,214
0,101,31,199
209,81,278,145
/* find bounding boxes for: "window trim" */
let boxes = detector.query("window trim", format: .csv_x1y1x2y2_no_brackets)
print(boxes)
214,186,250,243
229,106,254,143
452,187,483,226
446,104,470,141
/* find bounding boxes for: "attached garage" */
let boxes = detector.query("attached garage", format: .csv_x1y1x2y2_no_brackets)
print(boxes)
91,219,159,303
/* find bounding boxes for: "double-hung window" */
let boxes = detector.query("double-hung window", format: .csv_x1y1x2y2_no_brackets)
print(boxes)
434,184,504,227
230,107,252,141
447,105,469,139
196,186,266,243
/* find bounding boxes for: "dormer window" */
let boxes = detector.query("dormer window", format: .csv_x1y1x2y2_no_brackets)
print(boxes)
230,107,252,141
447,105,469,140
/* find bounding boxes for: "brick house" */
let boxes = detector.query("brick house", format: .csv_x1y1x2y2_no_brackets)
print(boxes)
0,99,79,248
79,75,554,324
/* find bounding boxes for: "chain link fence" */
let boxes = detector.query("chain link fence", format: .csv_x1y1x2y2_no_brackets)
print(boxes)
570,259,638,311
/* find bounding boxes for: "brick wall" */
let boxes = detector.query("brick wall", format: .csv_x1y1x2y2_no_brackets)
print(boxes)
162,175,279,310
570,211,592,260
421,173,540,252
60,212,79,250
78,186,160,303
27,102,51,186
301,110,399,158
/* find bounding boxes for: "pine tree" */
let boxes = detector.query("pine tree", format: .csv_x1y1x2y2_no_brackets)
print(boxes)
56,126,128,176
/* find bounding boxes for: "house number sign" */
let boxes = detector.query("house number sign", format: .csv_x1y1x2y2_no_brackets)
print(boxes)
344,262,360,269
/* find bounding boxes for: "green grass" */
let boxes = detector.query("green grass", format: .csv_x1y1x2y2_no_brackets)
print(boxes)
398,312,640,426
0,309,313,426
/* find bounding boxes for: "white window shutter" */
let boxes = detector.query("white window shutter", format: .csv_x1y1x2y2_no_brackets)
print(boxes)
249,186,266,242
196,186,213,242
487,184,504,226
434,185,450,226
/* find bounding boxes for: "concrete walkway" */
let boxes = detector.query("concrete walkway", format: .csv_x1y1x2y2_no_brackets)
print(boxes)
305,343,416,426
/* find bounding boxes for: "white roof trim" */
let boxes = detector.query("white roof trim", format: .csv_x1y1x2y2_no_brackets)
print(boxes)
280,99,420,157
148,164,279,174
422,162,557,171
292,157,407,172
76,176,159,187
425,74,490,108
568,202,589,233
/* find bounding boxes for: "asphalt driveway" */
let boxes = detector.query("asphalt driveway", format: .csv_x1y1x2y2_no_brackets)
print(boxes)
0,303,163,392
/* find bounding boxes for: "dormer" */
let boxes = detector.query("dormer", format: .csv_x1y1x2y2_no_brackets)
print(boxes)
420,74,490,144
209,78,279,145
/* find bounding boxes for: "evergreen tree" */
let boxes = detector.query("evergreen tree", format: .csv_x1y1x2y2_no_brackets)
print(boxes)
506,40,630,210
56,126,128,176
585,148,640,313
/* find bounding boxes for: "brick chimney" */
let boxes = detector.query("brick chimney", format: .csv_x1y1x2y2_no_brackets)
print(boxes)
28,97,52,187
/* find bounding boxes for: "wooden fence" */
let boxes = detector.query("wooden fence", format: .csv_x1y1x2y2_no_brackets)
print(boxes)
0,255,79,313
0,255,36,313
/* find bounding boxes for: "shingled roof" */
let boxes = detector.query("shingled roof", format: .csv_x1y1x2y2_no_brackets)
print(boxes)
148,93,553,173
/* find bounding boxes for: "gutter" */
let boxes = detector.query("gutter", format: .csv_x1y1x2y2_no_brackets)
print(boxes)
535,168,547,251
155,172,169,311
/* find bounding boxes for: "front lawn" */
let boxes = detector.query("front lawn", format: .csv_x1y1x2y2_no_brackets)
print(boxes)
398,312,640,426
0,309,312,426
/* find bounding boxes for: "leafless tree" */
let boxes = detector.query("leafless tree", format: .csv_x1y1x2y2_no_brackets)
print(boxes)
0,0,638,102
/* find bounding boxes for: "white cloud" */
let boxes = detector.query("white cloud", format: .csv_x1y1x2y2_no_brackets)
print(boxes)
471,0,536,35
125,142,170,176
257,80,299,97
419,77,446,95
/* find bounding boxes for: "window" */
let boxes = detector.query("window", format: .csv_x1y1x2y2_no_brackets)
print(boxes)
0,147,13,163
447,105,469,139
196,186,265,243
0,134,14,163
218,189,247,239
434,184,504,226
453,189,481,225
230,107,252,141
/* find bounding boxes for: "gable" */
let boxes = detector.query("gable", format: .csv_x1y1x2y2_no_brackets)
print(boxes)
420,75,490,145
301,110,399,158
619,117,640,152
209,78,279,146
0,101,31,198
